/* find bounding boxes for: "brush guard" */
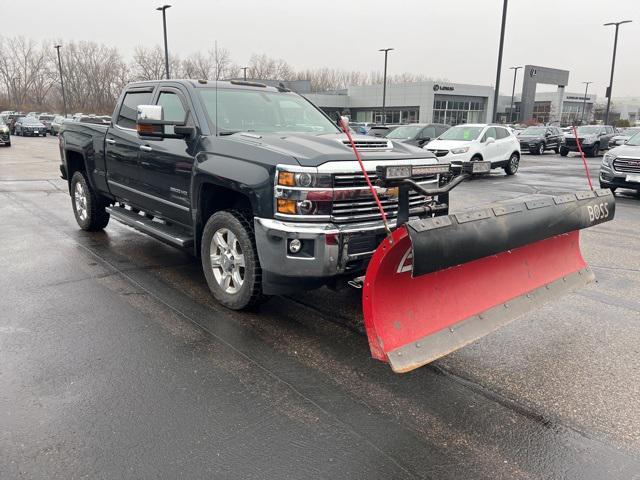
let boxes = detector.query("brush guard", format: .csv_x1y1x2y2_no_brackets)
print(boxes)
362,165,615,373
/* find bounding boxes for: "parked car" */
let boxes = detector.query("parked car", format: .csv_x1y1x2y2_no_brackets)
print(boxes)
517,125,564,155
349,122,373,135
367,124,400,137
600,131,640,194
0,118,11,147
385,123,450,147
561,125,615,157
610,127,640,147
424,124,521,175
14,117,47,136
38,114,56,133
7,114,25,134
51,115,66,135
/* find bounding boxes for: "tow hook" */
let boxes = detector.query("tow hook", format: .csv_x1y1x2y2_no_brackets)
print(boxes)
348,276,365,289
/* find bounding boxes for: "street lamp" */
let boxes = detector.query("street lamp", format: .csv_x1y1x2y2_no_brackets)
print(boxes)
603,20,632,125
508,66,522,124
53,45,68,118
492,0,509,122
156,5,172,79
378,48,394,125
580,81,593,125
241,67,249,81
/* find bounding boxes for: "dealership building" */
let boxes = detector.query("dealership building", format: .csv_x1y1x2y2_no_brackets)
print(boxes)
303,73,597,126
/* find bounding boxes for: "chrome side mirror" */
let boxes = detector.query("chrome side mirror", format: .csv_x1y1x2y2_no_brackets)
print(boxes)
137,105,163,122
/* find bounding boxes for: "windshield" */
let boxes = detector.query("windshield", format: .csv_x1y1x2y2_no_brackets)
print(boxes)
199,88,338,135
521,127,546,136
23,118,42,125
386,125,423,139
626,132,640,146
621,128,640,136
39,115,54,121
438,125,483,141
576,126,601,135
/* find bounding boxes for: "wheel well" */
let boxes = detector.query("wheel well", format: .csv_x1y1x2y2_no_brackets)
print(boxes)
471,153,483,161
196,183,253,255
512,151,520,159
65,151,86,190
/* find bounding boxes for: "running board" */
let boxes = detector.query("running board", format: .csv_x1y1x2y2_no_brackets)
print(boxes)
106,207,193,248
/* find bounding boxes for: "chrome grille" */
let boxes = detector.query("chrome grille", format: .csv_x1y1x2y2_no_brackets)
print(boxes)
332,192,429,223
341,139,391,150
613,157,640,173
333,171,436,188
427,149,449,157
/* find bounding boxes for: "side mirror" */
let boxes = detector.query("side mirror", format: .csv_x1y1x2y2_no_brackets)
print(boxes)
485,136,496,145
136,105,194,140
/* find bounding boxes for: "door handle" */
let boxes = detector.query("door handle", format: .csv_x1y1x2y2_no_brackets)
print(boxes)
105,138,116,144
139,145,152,152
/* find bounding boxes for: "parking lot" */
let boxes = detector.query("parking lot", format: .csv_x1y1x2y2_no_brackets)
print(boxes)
1,136,639,479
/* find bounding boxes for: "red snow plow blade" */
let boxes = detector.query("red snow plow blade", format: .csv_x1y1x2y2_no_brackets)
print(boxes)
362,189,615,373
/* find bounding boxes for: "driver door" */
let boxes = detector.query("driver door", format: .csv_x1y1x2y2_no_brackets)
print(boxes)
480,127,499,164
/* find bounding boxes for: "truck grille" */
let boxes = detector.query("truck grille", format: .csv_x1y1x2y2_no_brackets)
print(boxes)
565,138,581,147
332,192,429,223
333,171,436,188
613,157,640,173
341,139,392,150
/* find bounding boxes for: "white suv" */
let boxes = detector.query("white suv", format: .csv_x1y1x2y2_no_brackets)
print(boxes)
424,124,521,175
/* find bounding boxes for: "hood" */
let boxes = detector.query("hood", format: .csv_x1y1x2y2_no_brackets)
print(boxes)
517,135,544,141
610,143,640,157
424,139,474,150
221,132,435,167
611,135,632,141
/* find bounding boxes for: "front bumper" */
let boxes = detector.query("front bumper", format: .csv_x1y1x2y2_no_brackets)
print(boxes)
600,165,640,191
254,217,401,279
519,140,543,152
0,132,9,144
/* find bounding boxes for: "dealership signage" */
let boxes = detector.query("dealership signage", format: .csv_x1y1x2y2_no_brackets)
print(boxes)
433,84,455,92
566,95,592,101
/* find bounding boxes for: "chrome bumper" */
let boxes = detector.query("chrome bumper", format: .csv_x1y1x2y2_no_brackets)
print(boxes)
254,217,395,278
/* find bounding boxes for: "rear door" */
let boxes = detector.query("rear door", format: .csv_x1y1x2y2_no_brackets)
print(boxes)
137,86,196,226
105,87,154,206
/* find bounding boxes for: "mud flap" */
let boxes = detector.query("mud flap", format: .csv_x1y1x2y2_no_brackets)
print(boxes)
362,189,615,373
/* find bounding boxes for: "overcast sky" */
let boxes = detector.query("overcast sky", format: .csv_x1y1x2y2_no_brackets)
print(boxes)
2,0,638,98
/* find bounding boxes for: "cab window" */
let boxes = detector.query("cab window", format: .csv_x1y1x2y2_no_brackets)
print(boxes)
117,90,153,129
157,91,187,123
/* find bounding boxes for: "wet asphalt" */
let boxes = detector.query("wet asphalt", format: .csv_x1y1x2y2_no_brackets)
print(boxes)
1,135,639,479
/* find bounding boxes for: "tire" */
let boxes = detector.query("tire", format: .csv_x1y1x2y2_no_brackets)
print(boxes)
201,210,267,310
590,143,600,157
70,171,110,231
536,143,545,155
560,147,569,157
504,152,519,175
599,182,616,193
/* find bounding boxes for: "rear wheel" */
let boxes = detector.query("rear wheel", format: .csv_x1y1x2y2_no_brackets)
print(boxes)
70,171,110,231
201,210,267,310
504,152,519,175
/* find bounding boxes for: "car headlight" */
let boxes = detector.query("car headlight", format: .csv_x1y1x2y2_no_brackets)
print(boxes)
602,153,615,167
581,137,593,145
450,147,469,154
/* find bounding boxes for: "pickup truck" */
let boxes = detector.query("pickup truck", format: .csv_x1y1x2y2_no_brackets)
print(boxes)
561,125,615,157
59,80,444,310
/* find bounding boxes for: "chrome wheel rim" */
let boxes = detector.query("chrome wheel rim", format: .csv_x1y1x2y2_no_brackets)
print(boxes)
510,155,519,172
210,228,245,294
539,144,544,154
74,181,88,221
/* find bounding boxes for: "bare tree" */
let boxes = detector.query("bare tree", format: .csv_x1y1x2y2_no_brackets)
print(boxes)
248,53,295,81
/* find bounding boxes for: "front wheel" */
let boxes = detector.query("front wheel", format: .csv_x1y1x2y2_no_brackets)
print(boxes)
201,210,267,310
560,147,569,157
536,143,545,155
70,171,110,231
590,143,600,157
504,153,519,175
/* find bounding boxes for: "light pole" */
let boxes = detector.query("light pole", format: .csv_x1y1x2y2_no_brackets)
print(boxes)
580,81,593,125
156,5,172,79
603,20,631,126
53,45,68,118
378,48,394,125
241,67,249,81
492,0,509,122
508,66,522,124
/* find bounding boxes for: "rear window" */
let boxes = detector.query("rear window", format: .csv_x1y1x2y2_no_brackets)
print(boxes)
117,90,154,129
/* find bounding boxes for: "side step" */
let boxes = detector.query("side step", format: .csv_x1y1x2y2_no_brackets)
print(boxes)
106,206,194,248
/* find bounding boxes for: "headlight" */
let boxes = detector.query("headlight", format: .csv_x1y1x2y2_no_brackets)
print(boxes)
581,137,593,145
276,168,331,188
450,147,469,154
602,153,615,167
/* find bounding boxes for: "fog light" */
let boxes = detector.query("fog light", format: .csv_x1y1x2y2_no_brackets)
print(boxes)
289,239,302,254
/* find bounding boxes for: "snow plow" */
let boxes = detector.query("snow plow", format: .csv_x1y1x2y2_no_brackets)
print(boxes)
338,120,616,373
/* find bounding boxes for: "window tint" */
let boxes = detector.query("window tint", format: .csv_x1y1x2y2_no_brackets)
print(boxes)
157,91,187,123
420,126,436,139
495,127,509,139
117,90,153,129
482,127,497,141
